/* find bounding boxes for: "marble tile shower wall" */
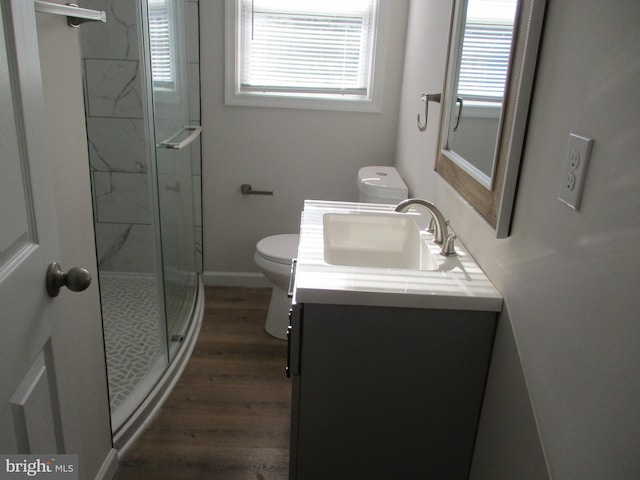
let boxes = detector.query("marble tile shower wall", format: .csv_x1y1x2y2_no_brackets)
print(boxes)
79,0,202,273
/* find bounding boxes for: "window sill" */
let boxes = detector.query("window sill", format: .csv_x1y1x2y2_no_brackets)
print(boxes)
461,102,502,119
225,91,382,113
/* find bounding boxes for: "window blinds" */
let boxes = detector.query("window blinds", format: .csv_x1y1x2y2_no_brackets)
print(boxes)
238,0,377,98
148,0,174,87
458,0,516,102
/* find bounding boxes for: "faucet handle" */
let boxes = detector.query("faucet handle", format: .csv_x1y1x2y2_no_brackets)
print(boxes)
441,232,457,256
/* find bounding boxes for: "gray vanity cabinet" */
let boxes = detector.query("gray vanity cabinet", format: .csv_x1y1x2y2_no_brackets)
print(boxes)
287,302,497,480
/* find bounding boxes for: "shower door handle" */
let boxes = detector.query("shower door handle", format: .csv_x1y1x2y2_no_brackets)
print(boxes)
159,126,202,150
46,262,92,298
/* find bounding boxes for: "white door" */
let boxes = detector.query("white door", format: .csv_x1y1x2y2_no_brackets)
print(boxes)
0,0,68,454
1,1,114,476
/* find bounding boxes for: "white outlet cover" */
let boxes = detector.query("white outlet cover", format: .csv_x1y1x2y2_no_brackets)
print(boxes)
558,133,594,210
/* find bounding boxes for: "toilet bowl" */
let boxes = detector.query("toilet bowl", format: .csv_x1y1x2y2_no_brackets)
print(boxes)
255,166,408,339
254,234,299,340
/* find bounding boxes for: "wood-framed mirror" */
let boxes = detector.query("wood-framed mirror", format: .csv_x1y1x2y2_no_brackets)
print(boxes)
435,0,546,237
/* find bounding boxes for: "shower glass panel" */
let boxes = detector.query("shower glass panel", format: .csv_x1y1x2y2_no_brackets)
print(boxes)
79,0,201,436
147,0,199,360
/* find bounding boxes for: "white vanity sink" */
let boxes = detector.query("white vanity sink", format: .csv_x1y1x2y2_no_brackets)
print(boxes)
294,200,503,311
323,212,439,270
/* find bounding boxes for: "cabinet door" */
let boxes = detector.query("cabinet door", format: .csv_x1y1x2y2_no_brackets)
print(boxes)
293,304,496,480
288,303,302,479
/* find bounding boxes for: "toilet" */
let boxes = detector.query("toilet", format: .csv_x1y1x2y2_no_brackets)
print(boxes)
254,234,299,339
255,166,408,339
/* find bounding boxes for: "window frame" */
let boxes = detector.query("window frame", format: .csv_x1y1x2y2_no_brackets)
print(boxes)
224,0,388,113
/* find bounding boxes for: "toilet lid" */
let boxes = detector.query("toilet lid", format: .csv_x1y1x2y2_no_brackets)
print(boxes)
256,234,300,264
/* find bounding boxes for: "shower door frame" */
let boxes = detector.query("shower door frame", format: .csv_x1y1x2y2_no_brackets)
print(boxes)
141,0,200,361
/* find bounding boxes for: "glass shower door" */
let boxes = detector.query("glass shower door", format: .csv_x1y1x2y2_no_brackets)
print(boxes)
147,0,200,359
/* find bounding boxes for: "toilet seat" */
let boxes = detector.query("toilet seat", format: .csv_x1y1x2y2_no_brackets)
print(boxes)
256,234,299,265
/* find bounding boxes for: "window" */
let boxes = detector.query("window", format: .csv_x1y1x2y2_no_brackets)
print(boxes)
457,0,517,106
148,0,177,92
225,0,386,112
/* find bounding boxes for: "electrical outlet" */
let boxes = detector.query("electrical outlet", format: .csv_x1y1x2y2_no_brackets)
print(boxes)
558,133,593,210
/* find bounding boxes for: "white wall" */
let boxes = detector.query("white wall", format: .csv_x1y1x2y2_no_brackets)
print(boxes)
396,1,640,479
200,0,410,275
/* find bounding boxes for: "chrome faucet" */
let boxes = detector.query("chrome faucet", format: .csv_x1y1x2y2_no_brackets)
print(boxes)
395,198,457,256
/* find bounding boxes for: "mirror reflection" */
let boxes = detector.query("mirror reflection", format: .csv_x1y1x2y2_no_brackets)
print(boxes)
446,0,517,183
436,0,545,237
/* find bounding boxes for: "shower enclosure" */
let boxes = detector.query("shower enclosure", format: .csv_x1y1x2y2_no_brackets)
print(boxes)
79,0,202,440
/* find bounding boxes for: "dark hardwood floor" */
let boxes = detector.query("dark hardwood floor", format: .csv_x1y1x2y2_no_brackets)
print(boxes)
114,287,291,480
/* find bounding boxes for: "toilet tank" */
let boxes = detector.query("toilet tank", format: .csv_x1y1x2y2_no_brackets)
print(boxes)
357,166,408,204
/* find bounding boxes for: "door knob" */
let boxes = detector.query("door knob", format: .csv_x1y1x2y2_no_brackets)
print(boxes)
46,262,92,298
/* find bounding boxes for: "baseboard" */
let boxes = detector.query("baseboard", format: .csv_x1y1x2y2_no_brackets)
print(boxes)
94,448,118,480
203,271,271,287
